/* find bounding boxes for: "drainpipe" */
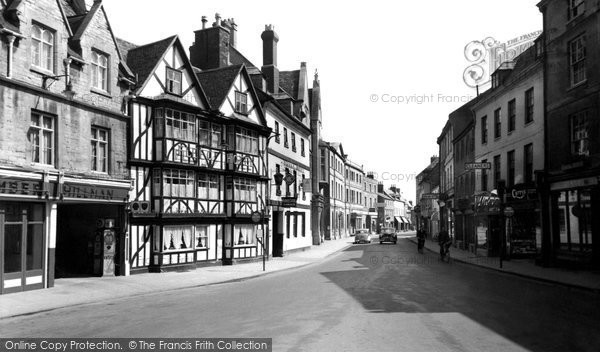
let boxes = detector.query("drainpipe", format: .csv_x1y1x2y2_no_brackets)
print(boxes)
6,34,15,78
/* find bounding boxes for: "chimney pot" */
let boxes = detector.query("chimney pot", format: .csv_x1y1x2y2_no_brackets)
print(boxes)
215,13,222,27
201,16,207,29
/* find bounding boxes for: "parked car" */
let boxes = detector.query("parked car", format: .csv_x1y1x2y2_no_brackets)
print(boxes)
354,229,372,244
379,227,397,244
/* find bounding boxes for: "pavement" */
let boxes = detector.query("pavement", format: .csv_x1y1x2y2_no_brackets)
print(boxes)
411,236,600,293
0,238,353,319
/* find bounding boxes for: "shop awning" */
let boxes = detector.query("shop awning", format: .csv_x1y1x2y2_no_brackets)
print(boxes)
402,216,411,224
395,216,405,224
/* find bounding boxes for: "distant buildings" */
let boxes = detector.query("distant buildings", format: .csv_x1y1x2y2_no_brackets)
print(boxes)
420,0,600,269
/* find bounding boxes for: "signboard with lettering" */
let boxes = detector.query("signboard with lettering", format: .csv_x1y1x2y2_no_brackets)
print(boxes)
281,197,297,208
465,162,491,170
421,193,439,199
0,177,129,202
474,192,501,214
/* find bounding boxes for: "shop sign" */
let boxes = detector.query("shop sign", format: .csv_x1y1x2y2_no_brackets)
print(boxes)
474,192,501,214
421,193,439,199
0,178,46,196
281,196,297,208
465,162,491,170
507,187,537,202
62,184,127,200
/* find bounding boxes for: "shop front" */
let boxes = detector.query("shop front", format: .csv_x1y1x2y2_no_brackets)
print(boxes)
548,177,599,268
473,192,502,257
505,185,541,258
0,171,130,294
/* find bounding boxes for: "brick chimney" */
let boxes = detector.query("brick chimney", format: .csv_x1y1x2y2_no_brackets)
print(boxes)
189,13,231,70
221,18,237,48
261,25,279,94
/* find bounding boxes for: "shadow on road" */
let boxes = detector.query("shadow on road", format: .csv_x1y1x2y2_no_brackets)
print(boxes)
320,239,600,352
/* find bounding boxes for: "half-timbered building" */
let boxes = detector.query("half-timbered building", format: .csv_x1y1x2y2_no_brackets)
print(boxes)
120,34,269,272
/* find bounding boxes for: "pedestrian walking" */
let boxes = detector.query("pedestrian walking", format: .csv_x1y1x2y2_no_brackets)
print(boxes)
417,230,426,254
438,227,451,261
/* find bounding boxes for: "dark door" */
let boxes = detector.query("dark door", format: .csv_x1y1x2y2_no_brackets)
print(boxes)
272,211,283,257
1,203,45,294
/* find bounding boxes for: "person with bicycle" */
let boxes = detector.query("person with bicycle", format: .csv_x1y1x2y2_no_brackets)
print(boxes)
438,227,451,261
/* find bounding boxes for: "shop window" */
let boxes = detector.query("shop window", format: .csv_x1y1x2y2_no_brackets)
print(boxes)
235,224,256,246
162,226,193,252
554,189,593,253
29,112,55,166
31,24,54,72
166,68,182,95
195,225,209,249
91,127,109,172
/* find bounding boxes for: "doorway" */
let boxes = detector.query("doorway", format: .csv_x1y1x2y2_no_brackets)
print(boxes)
1,202,45,294
272,211,284,257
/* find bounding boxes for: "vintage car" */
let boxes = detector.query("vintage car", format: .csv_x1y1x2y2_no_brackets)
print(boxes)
379,227,397,244
354,229,372,244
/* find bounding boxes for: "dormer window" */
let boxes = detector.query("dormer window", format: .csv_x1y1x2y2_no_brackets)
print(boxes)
32,24,54,72
569,0,584,20
166,68,182,95
91,51,108,91
235,91,248,114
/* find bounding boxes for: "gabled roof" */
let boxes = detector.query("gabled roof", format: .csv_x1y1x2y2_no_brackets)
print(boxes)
124,35,209,108
195,65,243,109
125,35,177,91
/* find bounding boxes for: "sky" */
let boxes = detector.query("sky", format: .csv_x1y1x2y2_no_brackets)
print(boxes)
103,0,543,203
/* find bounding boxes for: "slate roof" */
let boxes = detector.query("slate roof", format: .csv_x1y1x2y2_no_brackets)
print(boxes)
279,70,300,99
125,35,177,92
195,65,243,109
115,37,138,63
229,46,256,68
